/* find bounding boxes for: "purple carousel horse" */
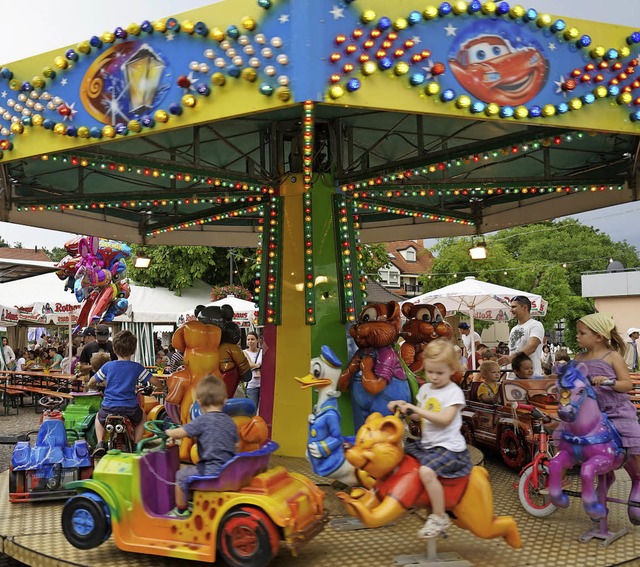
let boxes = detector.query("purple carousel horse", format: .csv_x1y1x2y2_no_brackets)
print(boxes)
549,362,640,529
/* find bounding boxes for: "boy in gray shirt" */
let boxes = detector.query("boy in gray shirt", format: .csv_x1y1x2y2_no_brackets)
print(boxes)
167,375,238,517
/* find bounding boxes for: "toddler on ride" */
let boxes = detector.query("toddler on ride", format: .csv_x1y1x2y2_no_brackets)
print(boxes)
389,339,473,539
549,313,640,527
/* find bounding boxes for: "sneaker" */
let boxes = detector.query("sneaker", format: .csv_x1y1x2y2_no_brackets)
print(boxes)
166,507,190,518
92,441,106,457
418,514,451,539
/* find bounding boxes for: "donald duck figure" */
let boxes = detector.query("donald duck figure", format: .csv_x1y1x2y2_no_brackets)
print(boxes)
295,346,358,487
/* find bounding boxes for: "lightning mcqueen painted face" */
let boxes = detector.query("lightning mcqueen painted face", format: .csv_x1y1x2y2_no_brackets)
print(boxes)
450,35,548,106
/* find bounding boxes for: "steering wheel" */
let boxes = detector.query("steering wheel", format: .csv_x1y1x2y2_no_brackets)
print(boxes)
39,395,65,409
139,419,176,453
144,419,172,438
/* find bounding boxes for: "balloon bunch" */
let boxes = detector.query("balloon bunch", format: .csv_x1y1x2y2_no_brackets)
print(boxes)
55,236,132,334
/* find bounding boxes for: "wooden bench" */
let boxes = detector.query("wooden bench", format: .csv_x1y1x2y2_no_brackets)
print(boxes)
1,386,24,416
1,383,73,416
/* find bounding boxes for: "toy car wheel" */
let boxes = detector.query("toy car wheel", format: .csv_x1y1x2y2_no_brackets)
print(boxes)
62,494,111,550
518,465,557,518
460,422,475,447
9,468,25,495
217,506,280,567
498,427,527,470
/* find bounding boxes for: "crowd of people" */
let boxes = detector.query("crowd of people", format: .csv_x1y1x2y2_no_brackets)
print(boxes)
454,295,640,380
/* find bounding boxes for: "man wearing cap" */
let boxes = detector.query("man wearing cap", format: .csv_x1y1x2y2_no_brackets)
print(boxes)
76,324,117,377
625,328,640,372
498,296,545,378
458,322,481,367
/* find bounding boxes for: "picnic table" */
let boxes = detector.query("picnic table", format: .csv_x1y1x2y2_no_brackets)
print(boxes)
0,369,80,416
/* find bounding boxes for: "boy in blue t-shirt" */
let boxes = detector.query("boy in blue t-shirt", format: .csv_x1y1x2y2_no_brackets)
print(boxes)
166,375,239,517
88,330,161,456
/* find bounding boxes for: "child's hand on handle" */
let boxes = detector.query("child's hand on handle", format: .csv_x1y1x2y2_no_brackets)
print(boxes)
388,400,415,417
388,400,405,413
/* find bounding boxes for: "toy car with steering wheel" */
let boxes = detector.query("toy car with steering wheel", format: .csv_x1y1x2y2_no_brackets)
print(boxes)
460,376,559,469
61,408,326,567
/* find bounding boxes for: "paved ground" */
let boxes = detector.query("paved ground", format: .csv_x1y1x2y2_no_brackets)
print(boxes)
0,405,39,566
0,406,40,473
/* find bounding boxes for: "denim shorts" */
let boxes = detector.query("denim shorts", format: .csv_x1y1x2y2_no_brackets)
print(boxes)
97,405,143,426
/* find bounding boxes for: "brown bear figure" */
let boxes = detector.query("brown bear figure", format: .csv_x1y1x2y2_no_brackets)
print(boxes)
400,302,452,381
338,301,412,430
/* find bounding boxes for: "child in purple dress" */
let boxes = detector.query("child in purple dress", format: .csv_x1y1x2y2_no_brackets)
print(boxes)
575,313,640,461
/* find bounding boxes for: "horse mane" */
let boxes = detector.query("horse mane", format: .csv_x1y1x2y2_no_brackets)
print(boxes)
558,360,597,400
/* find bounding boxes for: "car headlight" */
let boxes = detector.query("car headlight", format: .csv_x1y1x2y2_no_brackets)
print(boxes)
484,72,501,82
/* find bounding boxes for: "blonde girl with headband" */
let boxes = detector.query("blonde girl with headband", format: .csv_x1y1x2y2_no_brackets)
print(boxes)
575,313,640,460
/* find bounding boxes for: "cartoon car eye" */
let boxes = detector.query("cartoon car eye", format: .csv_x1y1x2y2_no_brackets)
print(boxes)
360,306,378,323
468,42,509,64
546,383,558,400
415,307,432,323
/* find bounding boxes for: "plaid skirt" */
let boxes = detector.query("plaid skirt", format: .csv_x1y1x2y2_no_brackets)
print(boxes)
404,441,473,478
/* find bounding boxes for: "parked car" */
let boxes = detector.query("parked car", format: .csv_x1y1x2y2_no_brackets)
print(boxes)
460,375,559,470
61,421,326,567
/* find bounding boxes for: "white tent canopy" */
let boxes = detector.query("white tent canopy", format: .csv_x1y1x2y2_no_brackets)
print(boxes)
0,273,215,366
115,279,214,323
178,295,258,329
0,272,214,325
403,276,547,369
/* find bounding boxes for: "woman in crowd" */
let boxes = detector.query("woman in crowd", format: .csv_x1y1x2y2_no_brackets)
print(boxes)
541,344,554,375
14,349,26,372
23,350,36,370
0,336,16,370
243,331,262,413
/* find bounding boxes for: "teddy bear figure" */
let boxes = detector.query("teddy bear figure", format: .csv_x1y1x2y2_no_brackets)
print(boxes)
338,301,411,431
400,302,452,381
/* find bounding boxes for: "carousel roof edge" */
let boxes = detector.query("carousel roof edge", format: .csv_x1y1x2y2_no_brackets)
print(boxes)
0,0,639,163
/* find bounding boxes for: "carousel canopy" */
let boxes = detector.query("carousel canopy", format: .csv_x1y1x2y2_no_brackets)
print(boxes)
0,0,637,246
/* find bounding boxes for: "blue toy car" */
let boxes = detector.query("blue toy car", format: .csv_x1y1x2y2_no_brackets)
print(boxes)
9,418,93,503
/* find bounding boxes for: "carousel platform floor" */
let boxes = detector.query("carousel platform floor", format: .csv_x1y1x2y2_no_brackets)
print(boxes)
1,452,639,567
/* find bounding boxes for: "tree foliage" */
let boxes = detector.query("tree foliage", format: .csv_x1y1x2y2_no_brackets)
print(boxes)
421,219,639,351
126,244,257,296
41,246,68,263
0,236,8,248
360,243,390,279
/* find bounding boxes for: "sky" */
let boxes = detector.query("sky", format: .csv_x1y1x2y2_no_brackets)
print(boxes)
0,0,638,250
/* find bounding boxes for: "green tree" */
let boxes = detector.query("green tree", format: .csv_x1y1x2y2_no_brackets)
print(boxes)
127,244,257,296
41,246,68,263
420,220,639,351
0,236,8,247
360,243,390,279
